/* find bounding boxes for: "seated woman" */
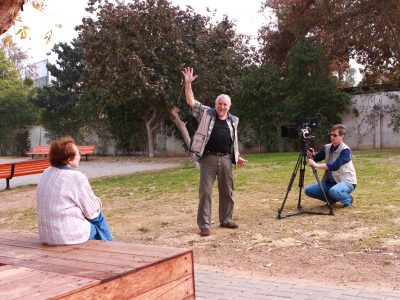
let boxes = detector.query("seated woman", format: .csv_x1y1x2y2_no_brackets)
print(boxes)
36,136,112,245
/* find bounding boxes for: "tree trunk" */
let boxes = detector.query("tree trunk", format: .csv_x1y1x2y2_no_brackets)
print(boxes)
168,106,199,168
146,110,160,158
168,106,191,146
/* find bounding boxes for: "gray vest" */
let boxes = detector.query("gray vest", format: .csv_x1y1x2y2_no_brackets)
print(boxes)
189,102,239,165
323,143,357,184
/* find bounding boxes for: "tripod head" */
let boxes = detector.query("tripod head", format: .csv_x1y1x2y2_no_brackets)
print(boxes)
298,137,313,155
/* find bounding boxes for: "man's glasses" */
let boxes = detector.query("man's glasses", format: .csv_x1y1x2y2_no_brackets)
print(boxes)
330,134,340,137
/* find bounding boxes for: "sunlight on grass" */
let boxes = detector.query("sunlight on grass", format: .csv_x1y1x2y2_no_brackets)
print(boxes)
2,150,400,252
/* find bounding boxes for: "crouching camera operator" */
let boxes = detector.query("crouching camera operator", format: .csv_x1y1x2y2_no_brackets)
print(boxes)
305,124,357,208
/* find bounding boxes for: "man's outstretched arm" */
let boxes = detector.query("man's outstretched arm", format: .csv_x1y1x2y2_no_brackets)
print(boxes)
181,67,197,108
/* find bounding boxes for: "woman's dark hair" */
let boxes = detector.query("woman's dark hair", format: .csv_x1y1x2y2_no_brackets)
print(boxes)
49,136,77,167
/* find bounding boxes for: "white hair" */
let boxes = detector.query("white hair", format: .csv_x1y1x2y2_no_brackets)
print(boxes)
215,94,231,105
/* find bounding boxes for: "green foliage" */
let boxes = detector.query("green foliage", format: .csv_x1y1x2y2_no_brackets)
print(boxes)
235,39,350,152
78,0,251,152
0,49,38,155
261,0,400,84
29,39,99,142
236,64,288,151
386,92,400,132
287,38,351,139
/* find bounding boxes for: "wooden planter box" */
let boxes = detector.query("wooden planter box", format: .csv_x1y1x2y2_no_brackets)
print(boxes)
0,231,195,299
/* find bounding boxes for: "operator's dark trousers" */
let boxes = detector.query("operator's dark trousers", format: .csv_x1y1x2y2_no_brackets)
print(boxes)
198,154,234,229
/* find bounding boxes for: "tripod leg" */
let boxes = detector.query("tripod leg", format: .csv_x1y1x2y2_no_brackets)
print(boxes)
296,154,307,209
311,167,334,215
277,154,302,219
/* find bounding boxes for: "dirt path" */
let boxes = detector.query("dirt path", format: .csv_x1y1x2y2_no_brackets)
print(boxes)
1,156,399,291
0,156,179,189
2,187,399,291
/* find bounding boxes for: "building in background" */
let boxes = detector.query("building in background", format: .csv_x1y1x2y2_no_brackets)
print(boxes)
22,58,49,87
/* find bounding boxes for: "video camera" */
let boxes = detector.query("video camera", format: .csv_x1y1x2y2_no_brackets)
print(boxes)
281,115,321,141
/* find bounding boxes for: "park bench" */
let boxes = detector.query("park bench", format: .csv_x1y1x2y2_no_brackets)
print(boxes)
77,145,96,161
26,145,96,160
0,159,50,190
25,145,49,158
0,231,195,299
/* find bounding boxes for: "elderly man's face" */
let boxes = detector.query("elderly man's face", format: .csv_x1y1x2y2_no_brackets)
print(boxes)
215,97,231,120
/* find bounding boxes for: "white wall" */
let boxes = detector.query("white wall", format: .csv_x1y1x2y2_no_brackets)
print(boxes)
28,126,49,150
342,91,400,149
28,125,186,156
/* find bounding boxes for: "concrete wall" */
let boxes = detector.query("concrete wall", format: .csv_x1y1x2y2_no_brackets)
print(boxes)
28,126,49,148
28,125,186,156
29,91,400,154
341,91,400,149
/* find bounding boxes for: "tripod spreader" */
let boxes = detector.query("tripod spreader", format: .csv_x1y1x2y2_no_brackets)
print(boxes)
277,149,334,219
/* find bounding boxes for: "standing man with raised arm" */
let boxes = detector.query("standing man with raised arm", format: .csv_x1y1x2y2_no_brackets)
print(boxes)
182,67,247,237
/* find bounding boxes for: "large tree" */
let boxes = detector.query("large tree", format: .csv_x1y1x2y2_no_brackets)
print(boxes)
78,0,251,156
0,48,38,155
260,0,400,84
30,39,100,143
286,38,351,140
236,64,288,152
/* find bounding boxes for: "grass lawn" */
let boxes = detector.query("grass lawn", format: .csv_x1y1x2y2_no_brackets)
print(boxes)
1,149,400,287
2,150,400,247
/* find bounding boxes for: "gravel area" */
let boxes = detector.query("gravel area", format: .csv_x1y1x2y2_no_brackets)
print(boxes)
0,157,179,190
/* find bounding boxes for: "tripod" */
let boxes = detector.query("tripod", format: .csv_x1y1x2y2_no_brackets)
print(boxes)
277,140,334,219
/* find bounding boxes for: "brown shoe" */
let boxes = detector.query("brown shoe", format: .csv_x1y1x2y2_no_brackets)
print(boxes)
200,228,210,237
220,221,239,229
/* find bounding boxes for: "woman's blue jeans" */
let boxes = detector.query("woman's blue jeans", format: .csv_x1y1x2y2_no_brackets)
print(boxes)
88,212,113,241
304,181,355,206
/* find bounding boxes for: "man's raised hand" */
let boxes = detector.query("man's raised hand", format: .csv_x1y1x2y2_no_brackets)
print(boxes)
182,67,198,84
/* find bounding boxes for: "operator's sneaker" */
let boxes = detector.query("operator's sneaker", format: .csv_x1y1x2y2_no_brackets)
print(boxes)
342,195,354,208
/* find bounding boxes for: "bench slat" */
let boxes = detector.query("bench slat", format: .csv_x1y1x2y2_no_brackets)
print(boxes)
0,164,12,179
1,159,49,189
26,146,50,158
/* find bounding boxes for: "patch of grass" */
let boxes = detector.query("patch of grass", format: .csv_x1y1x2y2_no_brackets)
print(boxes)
2,150,400,254
0,208,37,232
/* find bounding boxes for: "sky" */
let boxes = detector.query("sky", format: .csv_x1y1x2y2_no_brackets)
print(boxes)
7,0,361,82
8,0,268,67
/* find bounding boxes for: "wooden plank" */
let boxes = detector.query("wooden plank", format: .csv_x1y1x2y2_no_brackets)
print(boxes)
0,232,187,258
0,234,191,280
18,278,99,300
0,243,156,267
0,266,99,300
133,274,195,300
0,232,77,252
0,256,115,280
0,265,31,281
0,267,45,286
77,240,188,258
0,243,162,275
0,244,44,260
58,252,194,299
0,231,195,299
34,256,133,274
